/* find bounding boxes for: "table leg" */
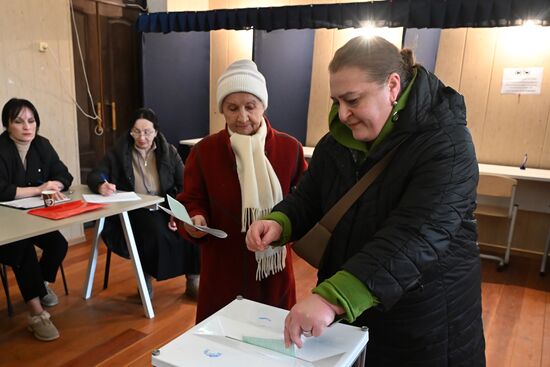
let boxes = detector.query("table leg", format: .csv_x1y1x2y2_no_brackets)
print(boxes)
540,229,550,275
119,211,155,319
83,217,105,299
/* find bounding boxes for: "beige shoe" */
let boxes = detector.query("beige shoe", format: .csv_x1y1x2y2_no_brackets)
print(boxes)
40,281,59,307
28,311,60,341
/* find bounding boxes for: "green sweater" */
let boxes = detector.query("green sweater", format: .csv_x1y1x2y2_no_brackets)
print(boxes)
266,70,416,322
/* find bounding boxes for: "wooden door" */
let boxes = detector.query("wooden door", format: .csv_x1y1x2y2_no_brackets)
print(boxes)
71,0,142,183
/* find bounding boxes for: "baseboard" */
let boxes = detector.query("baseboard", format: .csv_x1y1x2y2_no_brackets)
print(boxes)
478,242,546,259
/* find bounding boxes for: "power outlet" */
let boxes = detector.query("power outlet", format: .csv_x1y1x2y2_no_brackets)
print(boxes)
39,42,48,52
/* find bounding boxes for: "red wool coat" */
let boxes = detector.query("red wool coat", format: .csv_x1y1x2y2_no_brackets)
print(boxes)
177,119,308,322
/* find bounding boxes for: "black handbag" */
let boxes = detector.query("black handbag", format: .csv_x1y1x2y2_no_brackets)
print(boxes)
293,145,400,268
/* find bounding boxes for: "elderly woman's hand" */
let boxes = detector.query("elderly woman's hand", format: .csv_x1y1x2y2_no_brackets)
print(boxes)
185,215,208,238
245,220,282,252
98,182,116,196
168,216,177,231
284,294,343,348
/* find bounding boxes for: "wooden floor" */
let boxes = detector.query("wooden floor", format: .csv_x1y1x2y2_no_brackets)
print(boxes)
1,232,550,366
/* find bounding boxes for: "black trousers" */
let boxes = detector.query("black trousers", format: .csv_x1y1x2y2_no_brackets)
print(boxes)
0,231,67,302
102,209,200,281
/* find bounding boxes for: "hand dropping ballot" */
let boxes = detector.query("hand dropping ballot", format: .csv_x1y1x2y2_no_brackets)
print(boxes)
160,195,228,239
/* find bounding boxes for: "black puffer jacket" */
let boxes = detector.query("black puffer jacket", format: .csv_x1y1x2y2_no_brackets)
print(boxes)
275,67,485,366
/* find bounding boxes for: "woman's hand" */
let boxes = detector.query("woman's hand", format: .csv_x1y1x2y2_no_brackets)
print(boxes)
98,182,116,196
284,294,343,348
185,215,208,238
38,180,64,192
245,220,282,252
168,216,177,231
38,180,66,200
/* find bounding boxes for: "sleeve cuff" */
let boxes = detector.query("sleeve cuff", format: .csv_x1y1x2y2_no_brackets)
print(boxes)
313,270,378,323
263,211,292,246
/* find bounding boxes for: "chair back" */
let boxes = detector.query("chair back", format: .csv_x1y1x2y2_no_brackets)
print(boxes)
476,174,518,218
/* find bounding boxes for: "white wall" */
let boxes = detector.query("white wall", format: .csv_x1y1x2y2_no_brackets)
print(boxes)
0,0,83,243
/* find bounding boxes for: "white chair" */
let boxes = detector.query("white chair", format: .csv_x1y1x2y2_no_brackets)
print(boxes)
475,174,518,269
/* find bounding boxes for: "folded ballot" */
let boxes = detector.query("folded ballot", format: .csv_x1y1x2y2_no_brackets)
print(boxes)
160,195,228,239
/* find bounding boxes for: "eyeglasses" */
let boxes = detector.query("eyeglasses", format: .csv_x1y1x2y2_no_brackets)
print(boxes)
130,129,156,138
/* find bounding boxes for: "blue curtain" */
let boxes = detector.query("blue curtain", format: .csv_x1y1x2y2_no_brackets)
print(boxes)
253,29,314,144
137,0,550,33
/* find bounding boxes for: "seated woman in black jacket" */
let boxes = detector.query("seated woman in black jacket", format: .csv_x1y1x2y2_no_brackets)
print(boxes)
87,108,200,300
0,98,73,341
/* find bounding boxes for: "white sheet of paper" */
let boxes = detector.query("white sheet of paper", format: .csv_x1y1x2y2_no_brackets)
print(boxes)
83,191,141,203
0,195,71,209
164,196,228,238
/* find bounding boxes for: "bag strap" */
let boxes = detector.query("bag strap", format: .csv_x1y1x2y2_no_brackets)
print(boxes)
320,144,401,232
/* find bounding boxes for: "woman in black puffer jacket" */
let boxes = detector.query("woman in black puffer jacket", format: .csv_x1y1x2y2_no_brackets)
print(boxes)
247,36,485,366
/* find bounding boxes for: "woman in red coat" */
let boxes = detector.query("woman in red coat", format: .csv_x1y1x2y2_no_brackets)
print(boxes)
177,60,308,322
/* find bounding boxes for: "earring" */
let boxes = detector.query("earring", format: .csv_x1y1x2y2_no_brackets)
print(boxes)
391,100,399,121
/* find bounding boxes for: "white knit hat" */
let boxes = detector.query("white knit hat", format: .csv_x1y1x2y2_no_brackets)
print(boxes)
217,59,268,112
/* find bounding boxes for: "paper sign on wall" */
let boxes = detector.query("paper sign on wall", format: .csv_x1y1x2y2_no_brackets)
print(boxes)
501,67,543,94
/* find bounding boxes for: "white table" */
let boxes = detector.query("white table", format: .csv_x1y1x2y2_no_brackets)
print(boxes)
478,163,550,183
478,163,550,214
152,297,368,367
477,164,550,273
0,184,163,319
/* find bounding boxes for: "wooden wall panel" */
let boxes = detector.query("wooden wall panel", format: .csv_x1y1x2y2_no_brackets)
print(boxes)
437,27,550,254
437,27,550,169
459,28,497,151
434,28,467,90
478,210,550,254
482,27,550,167
306,29,334,146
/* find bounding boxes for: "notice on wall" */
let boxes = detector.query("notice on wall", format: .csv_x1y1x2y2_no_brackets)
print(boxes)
501,67,543,94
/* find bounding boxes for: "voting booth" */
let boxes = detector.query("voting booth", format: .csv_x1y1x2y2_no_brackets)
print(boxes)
152,297,369,366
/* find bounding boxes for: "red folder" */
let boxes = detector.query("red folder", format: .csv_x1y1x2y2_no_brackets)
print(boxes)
28,200,106,220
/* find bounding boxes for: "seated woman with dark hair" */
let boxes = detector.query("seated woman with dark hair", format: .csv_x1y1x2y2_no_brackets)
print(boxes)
0,97,73,341
87,108,200,299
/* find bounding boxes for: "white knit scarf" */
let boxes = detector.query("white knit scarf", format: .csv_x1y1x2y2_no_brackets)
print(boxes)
229,119,286,281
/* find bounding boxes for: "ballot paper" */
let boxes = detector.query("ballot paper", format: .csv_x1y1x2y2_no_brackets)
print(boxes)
160,195,228,238
82,191,141,203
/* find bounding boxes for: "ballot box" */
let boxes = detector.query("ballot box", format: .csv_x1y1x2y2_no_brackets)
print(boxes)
152,297,369,367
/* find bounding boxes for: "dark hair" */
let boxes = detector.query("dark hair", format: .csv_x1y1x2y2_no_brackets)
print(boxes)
1,98,41,129
130,107,159,131
329,36,416,91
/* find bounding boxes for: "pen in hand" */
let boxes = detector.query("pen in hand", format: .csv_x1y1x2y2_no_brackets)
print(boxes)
99,173,116,196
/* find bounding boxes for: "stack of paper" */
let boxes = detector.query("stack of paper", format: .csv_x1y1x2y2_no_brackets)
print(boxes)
82,191,141,203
